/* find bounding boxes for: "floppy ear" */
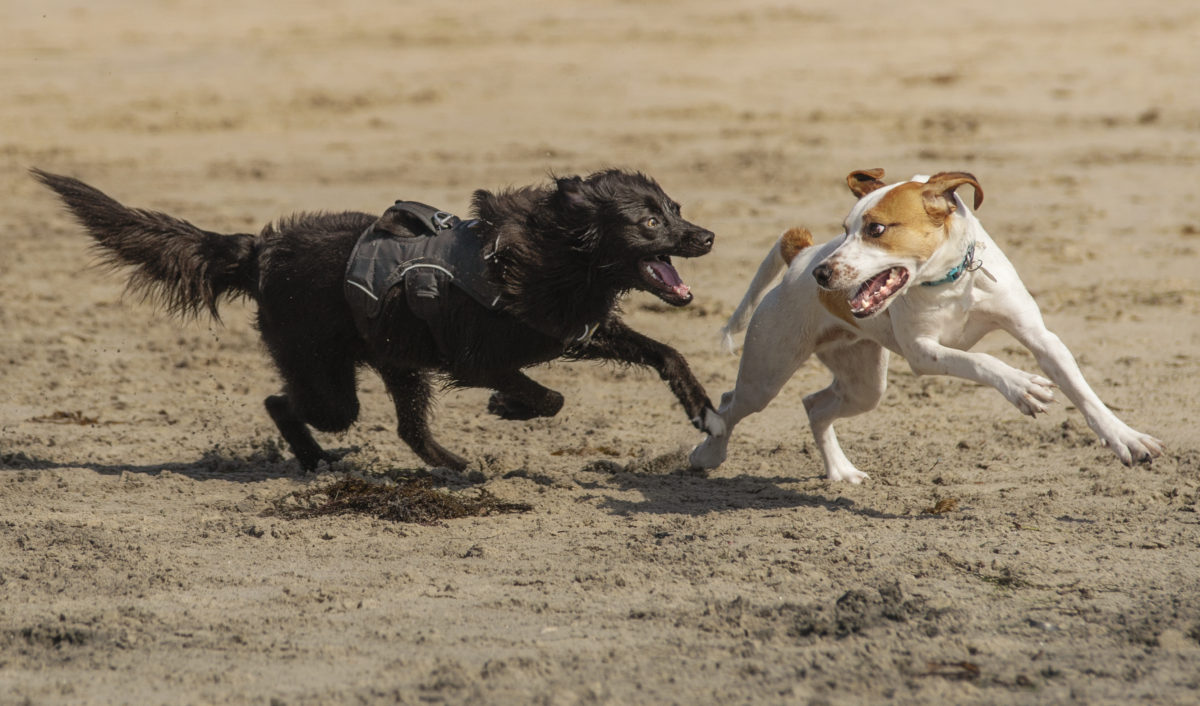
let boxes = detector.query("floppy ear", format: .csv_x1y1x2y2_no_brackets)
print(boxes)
553,176,602,251
555,176,592,209
922,171,984,224
846,168,887,199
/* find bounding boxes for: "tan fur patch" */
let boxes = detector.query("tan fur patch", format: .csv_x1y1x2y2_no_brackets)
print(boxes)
819,288,858,327
779,227,813,264
861,182,945,261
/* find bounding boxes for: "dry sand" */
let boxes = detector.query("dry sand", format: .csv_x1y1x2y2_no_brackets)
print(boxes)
2,0,1199,703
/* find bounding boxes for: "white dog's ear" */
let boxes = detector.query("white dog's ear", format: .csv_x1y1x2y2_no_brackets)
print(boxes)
846,168,887,198
922,171,984,223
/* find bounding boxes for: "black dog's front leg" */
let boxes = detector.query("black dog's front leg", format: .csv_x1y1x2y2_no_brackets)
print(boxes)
458,370,565,421
574,319,720,434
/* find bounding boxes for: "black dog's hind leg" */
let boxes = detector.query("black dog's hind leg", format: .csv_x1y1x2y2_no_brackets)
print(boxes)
263,347,362,471
265,394,344,470
379,367,469,470
574,319,716,428
477,371,565,421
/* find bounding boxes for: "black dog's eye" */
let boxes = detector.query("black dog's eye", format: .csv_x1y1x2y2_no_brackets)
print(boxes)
865,222,886,238
644,216,661,228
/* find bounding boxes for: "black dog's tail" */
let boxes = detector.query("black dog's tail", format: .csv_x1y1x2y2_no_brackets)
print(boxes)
32,169,260,320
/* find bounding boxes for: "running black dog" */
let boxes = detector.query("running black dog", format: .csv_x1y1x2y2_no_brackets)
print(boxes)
34,168,721,470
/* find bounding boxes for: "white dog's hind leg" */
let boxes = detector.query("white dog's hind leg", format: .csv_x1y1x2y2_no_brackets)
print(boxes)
690,290,815,470
804,341,888,483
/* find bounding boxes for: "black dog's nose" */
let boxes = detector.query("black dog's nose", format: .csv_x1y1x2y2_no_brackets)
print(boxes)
813,263,832,288
696,229,715,248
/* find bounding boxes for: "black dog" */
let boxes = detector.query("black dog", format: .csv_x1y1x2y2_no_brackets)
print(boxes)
34,168,722,470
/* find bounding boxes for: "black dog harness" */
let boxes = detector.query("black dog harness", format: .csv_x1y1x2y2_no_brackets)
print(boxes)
345,200,603,352
344,201,504,335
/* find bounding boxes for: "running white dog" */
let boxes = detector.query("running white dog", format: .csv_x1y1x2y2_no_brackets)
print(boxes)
690,168,1163,482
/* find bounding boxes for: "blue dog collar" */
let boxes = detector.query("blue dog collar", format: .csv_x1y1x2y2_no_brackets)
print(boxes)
922,241,976,287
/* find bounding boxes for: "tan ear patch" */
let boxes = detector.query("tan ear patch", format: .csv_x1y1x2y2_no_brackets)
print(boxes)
846,168,887,199
779,227,813,264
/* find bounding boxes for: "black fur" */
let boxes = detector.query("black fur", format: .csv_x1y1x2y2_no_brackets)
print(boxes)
33,168,717,471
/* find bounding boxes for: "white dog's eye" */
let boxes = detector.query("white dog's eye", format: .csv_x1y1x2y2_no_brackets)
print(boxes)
866,222,886,238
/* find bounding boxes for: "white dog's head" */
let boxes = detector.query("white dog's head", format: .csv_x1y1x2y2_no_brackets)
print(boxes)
812,169,984,318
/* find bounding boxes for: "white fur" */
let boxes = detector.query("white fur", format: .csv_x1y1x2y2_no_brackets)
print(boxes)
692,175,1164,482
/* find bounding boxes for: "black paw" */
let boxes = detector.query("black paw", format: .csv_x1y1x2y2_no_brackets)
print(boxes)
690,403,726,437
487,392,540,420
296,448,349,472
322,447,357,464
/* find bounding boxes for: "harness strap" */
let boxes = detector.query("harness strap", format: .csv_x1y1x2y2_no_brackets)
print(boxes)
377,200,461,236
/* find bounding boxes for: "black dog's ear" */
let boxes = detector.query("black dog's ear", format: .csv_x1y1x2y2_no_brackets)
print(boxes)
555,176,593,209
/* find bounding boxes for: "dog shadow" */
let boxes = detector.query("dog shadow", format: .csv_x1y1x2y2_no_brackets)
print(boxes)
573,449,926,520
3,447,935,521
0,446,498,488
0,446,339,482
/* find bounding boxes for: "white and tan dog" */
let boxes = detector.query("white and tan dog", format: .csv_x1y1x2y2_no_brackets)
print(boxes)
690,168,1163,482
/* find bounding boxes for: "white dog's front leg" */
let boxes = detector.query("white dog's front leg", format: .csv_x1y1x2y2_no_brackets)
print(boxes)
1012,325,1164,465
689,392,733,470
903,337,1057,417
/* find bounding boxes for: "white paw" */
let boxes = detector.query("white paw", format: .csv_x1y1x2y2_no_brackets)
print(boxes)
1004,371,1056,416
1098,424,1165,466
694,407,726,438
689,436,727,470
828,465,870,484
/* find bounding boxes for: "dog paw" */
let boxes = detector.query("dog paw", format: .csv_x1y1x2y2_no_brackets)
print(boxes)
1099,425,1165,466
319,448,354,466
1004,371,1056,417
688,437,727,470
487,392,562,420
488,393,531,419
691,406,727,438
296,447,346,472
827,466,869,484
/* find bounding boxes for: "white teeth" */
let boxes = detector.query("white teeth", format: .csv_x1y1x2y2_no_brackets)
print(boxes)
849,268,908,315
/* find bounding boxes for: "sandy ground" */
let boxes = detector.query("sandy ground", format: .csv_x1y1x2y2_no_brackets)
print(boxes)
2,0,1199,703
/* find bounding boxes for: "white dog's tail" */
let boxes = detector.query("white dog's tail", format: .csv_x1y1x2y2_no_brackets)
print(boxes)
719,227,813,353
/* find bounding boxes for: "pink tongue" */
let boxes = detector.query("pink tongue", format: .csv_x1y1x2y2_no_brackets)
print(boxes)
649,260,691,298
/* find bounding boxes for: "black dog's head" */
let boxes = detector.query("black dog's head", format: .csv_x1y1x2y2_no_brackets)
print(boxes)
551,170,715,306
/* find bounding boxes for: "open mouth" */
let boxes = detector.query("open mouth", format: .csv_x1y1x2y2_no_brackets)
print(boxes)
849,267,909,318
640,255,693,305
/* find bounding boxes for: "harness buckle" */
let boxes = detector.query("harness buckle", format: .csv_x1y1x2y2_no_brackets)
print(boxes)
432,211,456,230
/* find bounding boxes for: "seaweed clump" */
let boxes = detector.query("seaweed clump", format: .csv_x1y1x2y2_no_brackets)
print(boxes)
268,476,530,524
